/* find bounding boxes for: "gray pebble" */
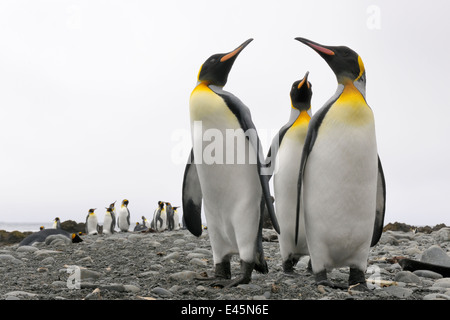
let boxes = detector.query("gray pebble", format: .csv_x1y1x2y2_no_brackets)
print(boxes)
382,286,414,299
413,270,443,279
0,254,23,265
420,245,450,267
151,287,173,297
394,271,422,284
16,246,38,253
432,278,450,289
423,293,450,300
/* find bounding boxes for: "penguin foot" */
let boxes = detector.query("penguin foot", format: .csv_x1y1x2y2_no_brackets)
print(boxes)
208,260,254,289
348,282,371,292
314,270,347,290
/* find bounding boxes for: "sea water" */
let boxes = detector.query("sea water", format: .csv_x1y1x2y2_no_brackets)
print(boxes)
0,222,53,232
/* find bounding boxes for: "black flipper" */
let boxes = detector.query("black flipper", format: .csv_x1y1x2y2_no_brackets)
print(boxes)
370,156,386,247
182,149,203,237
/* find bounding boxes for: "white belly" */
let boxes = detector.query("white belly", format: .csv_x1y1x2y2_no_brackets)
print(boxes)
103,214,113,234
190,84,261,263
304,107,378,270
274,126,309,260
118,209,129,230
87,216,98,235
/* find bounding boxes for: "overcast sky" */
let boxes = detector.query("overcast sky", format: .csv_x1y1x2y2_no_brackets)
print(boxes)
1,0,449,227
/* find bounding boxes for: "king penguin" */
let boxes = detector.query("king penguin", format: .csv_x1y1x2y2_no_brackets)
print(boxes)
52,217,61,229
103,207,116,235
182,38,279,288
173,206,181,230
117,199,131,232
266,72,313,274
165,202,175,231
294,37,386,290
151,201,166,231
85,208,99,235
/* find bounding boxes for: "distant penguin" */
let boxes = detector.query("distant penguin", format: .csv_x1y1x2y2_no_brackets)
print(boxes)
142,216,151,229
85,208,99,235
294,37,386,290
165,202,174,231
109,201,117,217
19,229,83,246
173,207,181,231
134,222,147,232
40,226,45,231
52,217,61,229
182,39,279,287
103,207,116,235
152,201,166,231
117,199,131,232
267,72,313,274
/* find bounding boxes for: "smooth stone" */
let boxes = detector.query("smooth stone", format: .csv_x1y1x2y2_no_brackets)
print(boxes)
237,284,262,291
51,281,68,288
433,228,450,242
394,271,422,284
147,241,161,248
80,269,102,280
16,246,38,253
432,278,450,288
173,239,185,245
41,257,55,265
420,245,450,267
0,254,23,265
151,287,173,297
187,252,206,259
423,293,450,300
163,252,180,261
383,286,413,298
4,291,38,298
128,234,143,241
413,270,443,279
193,248,212,255
190,258,208,266
169,270,199,281
140,270,159,277
124,284,141,293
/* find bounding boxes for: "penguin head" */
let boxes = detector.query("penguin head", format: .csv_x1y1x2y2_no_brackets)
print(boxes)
109,201,116,209
290,71,313,112
71,233,83,243
106,207,112,213
88,208,96,215
295,37,366,86
122,199,129,207
54,217,60,222
158,201,164,209
197,38,253,87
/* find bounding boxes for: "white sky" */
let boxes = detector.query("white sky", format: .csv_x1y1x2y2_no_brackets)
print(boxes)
0,0,449,227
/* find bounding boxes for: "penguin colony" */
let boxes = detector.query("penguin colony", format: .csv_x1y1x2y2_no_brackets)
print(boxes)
183,37,386,290
33,37,385,292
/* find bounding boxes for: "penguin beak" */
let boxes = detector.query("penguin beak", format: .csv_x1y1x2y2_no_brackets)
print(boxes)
220,38,254,62
295,37,335,56
297,71,310,89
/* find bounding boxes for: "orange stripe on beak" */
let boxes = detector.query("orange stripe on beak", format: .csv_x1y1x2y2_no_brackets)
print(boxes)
307,42,335,56
220,46,243,62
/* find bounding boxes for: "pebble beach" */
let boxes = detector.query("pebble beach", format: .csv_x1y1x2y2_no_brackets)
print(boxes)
1,225,450,304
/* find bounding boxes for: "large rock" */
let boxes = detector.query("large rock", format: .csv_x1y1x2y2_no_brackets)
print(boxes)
60,220,85,234
421,245,450,267
0,230,32,245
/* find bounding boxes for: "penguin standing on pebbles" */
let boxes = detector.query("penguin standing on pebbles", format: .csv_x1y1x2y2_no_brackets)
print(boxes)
294,37,386,290
117,199,131,232
182,39,279,288
103,207,116,235
267,72,313,274
85,209,99,235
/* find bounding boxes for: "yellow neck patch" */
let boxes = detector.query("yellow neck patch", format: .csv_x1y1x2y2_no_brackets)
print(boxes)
292,110,311,128
355,55,365,81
